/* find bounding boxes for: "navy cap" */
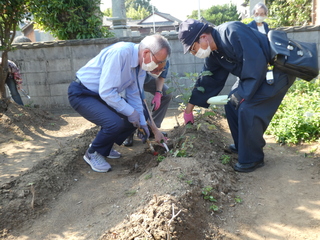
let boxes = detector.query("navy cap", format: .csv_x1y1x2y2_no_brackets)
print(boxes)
178,19,208,54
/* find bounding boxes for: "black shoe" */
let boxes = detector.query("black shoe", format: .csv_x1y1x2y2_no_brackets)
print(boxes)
233,161,265,173
123,133,134,147
229,144,238,154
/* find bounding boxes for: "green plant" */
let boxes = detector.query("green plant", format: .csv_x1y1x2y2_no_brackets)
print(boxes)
29,0,114,40
220,154,231,165
202,186,219,211
125,190,137,197
201,186,217,202
269,0,312,27
185,180,193,185
178,173,185,180
144,173,152,180
209,204,219,211
266,79,320,144
172,136,194,157
156,155,165,162
234,196,243,204
166,72,200,110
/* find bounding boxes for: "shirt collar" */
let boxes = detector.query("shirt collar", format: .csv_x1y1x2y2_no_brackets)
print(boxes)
131,44,140,69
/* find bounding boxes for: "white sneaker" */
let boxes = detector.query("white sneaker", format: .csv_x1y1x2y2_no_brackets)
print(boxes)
83,149,112,172
88,143,121,159
107,148,121,159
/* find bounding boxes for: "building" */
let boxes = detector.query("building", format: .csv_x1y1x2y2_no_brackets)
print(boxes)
105,11,182,36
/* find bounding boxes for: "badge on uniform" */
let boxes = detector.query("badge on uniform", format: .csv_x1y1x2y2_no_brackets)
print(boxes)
266,70,274,85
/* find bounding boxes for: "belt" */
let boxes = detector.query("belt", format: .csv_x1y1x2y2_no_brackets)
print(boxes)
74,77,88,89
74,77,81,84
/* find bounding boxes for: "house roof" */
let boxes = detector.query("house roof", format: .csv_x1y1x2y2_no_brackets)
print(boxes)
138,12,181,25
104,11,181,28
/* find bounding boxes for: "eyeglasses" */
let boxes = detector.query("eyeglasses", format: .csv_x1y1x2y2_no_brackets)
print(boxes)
150,50,166,65
189,42,197,54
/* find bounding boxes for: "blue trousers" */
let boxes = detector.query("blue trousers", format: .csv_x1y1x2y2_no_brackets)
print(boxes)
225,68,296,164
6,76,24,105
68,81,136,157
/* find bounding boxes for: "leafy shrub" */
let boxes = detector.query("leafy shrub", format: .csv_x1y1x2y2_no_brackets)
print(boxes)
30,0,114,40
266,79,320,144
166,72,199,110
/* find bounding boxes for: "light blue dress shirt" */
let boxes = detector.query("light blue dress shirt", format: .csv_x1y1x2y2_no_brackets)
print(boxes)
76,42,147,125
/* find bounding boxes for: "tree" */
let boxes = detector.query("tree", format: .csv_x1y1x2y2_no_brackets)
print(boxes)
127,5,150,20
103,8,112,17
268,0,312,27
29,0,113,40
188,4,239,26
0,0,31,105
125,0,156,13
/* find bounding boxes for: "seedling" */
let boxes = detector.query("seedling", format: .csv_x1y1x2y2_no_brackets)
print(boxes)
209,204,219,211
125,190,137,197
185,180,193,185
178,173,185,180
234,196,243,204
202,186,217,202
157,155,165,162
220,154,231,165
202,186,219,211
144,173,152,180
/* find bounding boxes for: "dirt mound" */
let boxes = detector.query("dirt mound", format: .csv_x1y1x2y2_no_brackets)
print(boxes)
0,103,240,239
0,102,64,143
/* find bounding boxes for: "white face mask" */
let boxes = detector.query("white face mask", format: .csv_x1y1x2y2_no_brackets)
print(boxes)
254,16,266,23
147,71,161,78
141,52,158,71
195,42,211,59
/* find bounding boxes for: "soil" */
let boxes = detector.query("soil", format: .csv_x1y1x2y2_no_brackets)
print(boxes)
0,102,320,240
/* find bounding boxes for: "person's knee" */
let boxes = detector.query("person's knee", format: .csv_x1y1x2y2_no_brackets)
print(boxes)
101,120,130,134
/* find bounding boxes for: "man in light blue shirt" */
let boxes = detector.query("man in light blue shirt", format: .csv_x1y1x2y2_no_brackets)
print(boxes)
68,34,171,173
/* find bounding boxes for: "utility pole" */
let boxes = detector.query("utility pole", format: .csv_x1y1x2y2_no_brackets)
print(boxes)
198,0,201,20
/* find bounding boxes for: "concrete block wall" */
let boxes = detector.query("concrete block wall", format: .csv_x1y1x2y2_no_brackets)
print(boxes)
6,25,320,110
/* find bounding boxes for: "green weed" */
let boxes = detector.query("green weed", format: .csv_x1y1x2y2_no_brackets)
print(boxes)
220,154,231,165
266,79,320,144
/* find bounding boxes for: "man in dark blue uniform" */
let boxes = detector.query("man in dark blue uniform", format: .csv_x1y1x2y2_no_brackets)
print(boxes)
178,19,296,172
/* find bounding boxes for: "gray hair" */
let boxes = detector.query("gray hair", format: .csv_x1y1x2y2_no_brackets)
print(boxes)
140,34,171,57
252,2,268,16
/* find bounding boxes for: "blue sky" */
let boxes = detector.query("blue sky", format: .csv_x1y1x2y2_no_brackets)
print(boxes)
100,0,238,21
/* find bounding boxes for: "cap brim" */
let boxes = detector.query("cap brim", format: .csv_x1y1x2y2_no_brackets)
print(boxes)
182,23,208,54
183,43,191,54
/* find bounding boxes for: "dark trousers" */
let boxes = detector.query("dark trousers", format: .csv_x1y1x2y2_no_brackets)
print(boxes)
68,81,136,157
144,79,172,128
6,76,24,105
225,68,296,164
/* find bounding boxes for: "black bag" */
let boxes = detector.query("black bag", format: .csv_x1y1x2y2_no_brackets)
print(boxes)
268,30,319,81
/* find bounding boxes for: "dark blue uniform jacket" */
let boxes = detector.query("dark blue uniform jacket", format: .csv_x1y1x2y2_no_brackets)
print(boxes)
189,21,271,108
247,20,270,34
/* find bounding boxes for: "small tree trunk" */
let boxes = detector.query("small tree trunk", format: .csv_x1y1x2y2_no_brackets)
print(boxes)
0,51,9,100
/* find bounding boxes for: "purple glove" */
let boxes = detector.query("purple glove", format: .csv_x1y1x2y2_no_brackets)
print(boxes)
151,92,162,111
128,110,140,128
137,125,150,144
184,111,194,124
